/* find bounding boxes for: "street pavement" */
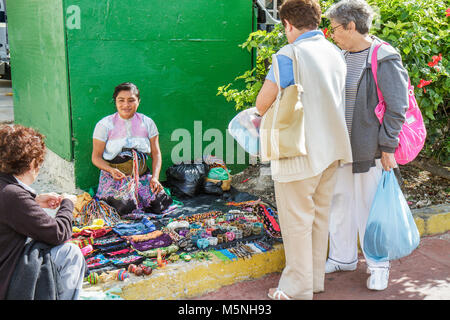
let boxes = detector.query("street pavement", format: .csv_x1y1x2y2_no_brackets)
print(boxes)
2,79,449,302
192,232,450,300
0,79,13,123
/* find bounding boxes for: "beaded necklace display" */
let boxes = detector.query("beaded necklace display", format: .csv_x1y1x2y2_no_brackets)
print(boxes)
225,199,261,208
225,200,282,239
168,210,223,224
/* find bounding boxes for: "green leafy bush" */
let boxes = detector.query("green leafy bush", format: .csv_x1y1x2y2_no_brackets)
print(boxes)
367,0,449,163
217,23,288,111
217,0,449,163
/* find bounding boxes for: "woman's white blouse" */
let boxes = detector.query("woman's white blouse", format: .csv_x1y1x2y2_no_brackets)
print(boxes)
93,112,158,160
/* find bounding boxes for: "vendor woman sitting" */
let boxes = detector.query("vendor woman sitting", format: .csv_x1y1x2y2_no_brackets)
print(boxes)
92,82,169,215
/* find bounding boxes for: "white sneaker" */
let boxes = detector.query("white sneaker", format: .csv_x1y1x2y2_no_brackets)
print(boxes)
367,267,390,291
325,259,357,273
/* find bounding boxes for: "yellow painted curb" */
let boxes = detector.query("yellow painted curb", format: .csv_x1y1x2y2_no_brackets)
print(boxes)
414,217,426,236
88,244,286,300
412,204,450,236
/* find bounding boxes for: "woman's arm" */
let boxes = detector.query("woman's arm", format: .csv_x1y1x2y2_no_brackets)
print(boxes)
92,138,125,180
377,57,409,171
149,135,163,193
256,53,294,116
4,187,74,245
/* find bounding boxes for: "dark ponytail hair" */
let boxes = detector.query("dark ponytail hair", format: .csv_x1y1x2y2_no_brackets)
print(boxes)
113,82,140,101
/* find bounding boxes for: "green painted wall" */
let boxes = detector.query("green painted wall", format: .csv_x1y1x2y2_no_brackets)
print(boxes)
7,0,73,160
8,0,254,190
65,0,254,190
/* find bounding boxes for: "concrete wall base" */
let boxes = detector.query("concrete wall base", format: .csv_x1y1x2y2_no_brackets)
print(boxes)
31,148,78,194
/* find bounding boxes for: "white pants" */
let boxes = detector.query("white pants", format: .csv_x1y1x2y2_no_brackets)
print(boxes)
328,160,389,269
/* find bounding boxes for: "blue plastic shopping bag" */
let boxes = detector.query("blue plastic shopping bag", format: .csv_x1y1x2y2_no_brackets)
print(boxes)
363,170,420,262
228,107,261,156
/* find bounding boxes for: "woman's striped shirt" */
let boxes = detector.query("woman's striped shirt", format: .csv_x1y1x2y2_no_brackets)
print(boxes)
344,47,370,137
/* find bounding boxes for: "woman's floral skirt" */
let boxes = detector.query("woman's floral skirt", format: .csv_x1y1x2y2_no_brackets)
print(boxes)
95,170,156,215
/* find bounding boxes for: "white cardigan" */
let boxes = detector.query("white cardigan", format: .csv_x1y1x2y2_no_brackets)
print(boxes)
270,35,353,182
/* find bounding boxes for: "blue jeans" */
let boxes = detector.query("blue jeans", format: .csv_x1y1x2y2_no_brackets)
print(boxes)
50,243,86,300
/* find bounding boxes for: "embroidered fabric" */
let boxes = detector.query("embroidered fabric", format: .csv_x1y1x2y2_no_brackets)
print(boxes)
96,170,156,215
126,230,163,242
104,248,134,257
98,242,129,253
93,235,125,248
111,253,145,268
136,244,179,258
86,254,112,270
72,227,112,239
112,217,156,236
130,233,173,251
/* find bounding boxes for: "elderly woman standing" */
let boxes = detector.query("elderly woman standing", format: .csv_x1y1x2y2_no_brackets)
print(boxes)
0,125,85,300
324,0,409,291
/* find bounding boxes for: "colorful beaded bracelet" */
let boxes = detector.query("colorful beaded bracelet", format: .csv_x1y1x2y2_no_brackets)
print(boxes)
197,238,209,249
226,231,235,242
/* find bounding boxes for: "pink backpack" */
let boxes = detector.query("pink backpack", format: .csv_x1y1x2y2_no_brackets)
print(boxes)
371,42,427,165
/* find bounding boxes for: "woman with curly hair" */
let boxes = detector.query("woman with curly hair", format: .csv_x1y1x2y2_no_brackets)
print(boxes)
0,124,86,300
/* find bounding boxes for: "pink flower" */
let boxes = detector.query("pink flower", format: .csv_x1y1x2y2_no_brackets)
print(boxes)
446,8,450,17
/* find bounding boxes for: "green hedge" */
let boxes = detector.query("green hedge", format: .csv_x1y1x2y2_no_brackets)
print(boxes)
218,0,449,163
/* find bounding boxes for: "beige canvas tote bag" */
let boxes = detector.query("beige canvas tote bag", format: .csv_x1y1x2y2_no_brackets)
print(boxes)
260,46,307,162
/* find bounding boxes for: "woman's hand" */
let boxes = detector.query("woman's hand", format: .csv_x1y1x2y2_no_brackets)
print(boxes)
92,139,126,180
381,151,397,171
36,192,62,209
62,193,78,205
150,176,163,194
109,168,126,180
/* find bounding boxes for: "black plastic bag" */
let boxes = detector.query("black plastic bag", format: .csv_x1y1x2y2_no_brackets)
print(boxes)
165,161,209,198
203,180,224,196
144,190,174,214
103,197,136,216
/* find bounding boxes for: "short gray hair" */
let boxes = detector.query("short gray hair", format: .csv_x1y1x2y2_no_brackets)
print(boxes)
325,0,375,34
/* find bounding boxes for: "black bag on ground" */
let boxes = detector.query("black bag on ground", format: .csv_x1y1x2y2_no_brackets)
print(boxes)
144,190,173,214
203,180,225,196
165,161,209,198
103,197,136,216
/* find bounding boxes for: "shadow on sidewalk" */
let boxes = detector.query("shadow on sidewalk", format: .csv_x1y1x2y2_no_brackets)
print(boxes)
193,233,450,300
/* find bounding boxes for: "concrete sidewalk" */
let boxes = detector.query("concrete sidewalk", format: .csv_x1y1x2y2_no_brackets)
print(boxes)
82,204,449,300
192,232,450,300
